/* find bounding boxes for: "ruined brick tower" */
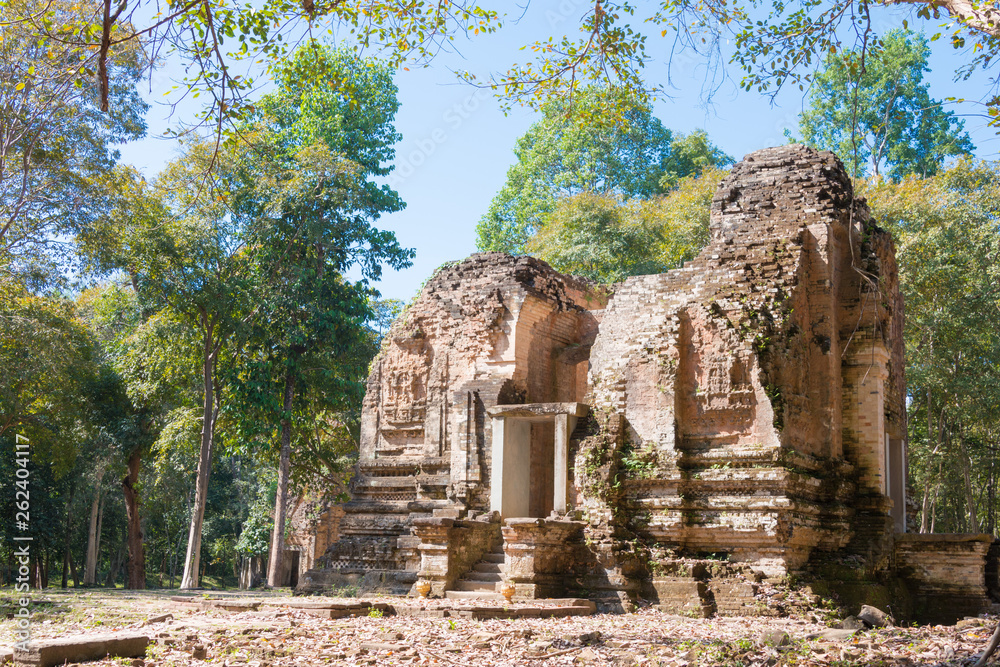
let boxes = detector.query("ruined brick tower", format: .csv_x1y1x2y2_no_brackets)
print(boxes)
298,145,993,623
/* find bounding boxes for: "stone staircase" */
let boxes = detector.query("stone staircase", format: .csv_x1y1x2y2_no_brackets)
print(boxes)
445,545,505,601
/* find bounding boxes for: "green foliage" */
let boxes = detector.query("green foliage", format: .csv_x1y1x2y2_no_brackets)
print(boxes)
861,158,1000,533
6,0,500,144
0,0,147,288
477,0,1000,130
223,44,409,492
0,286,95,469
526,192,663,283
235,469,276,557
525,167,724,283
797,30,975,180
476,87,730,255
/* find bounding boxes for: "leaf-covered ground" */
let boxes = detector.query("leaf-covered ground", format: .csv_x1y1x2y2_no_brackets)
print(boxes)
0,590,995,666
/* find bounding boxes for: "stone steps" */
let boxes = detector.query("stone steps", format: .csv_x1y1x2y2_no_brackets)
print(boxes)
444,590,504,601
446,546,506,600
473,561,503,573
451,580,497,592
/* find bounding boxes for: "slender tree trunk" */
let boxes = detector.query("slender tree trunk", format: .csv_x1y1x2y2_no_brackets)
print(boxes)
958,423,981,533
921,389,934,533
930,463,941,533
122,447,146,589
267,372,296,588
95,494,105,578
919,483,932,534
105,540,125,588
61,482,76,588
84,467,105,586
70,550,80,588
991,431,997,536
181,324,217,590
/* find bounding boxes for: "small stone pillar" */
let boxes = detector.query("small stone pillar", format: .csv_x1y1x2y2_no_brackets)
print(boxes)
412,517,455,597
501,518,585,599
554,413,570,514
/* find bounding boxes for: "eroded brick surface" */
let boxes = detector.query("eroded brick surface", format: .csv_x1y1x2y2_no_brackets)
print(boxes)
298,145,979,624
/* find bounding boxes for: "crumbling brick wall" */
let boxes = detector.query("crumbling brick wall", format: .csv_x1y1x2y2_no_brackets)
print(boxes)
307,145,909,604
315,255,607,585
585,145,904,576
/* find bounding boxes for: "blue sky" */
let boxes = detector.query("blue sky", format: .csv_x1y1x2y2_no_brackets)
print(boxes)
118,1,999,303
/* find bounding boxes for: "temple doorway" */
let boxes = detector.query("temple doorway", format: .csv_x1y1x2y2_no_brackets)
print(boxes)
488,403,586,519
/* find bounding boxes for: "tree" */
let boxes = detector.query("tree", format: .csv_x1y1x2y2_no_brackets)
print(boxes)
77,284,173,590
223,44,411,587
865,159,1000,662
525,167,723,283
14,0,1000,137
83,42,411,590
479,1,1000,127
860,159,1000,536
4,0,499,140
0,286,95,456
476,87,730,255
0,0,146,287
85,154,259,589
797,30,975,180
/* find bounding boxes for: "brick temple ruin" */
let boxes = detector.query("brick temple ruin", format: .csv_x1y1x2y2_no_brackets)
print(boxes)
296,145,998,623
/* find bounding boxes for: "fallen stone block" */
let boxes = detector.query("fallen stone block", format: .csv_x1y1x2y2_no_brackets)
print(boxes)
806,628,857,642
761,630,790,647
359,642,404,653
857,604,892,628
391,606,451,618
202,600,260,612
143,613,173,626
838,616,865,630
14,633,148,667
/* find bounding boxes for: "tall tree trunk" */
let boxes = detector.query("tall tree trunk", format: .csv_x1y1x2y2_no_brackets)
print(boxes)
61,482,76,588
69,550,80,588
122,447,146,589
920,389,934,533
84,467,105,586
95,493,105,578
958,423,981,533
105,539,125,588
267,372,295,588
181,324,217,590
991,431,997,536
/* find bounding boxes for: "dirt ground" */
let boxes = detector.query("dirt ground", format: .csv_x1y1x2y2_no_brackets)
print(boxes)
0,589,995,666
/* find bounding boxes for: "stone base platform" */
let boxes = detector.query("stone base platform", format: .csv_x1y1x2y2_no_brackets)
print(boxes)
297,568,417,596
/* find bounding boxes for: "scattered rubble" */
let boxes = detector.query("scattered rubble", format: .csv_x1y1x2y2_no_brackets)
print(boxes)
1,591,998,666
